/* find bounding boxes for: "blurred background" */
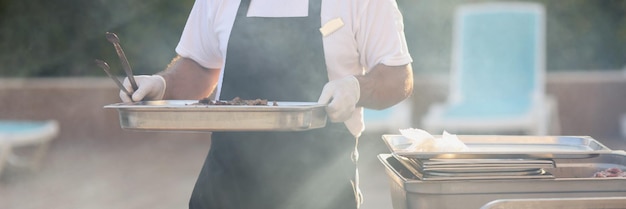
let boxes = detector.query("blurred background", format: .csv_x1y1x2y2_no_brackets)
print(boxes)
1,0,625,209
1,0,625,77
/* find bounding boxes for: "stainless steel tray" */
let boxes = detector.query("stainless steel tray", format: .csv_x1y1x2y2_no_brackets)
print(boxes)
426,169,547,177
416,158,555,168
383,135,612,159
409,158,555,173
378,153,626,209
104,100,327,132
480,197,626,209
394,155,554,180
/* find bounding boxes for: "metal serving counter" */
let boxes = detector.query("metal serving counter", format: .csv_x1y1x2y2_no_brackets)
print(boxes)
378,153,626,209
378,134,626,209
480,197,626,209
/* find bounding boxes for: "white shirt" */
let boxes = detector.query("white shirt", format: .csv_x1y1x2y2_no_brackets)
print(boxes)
175,0,413,136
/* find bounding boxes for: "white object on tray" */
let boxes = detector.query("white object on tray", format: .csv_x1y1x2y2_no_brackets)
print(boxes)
398,128,468,152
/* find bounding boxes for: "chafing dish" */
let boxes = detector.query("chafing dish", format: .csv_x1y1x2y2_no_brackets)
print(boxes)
378,152,626,209
480,197,626,209
383,135,612,159
105,100,327,132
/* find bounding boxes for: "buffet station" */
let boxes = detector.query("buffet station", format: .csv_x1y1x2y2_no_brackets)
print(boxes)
105,97,626,208
378,129,626,209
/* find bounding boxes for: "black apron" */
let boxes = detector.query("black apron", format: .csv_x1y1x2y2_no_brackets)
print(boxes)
189,0,357,208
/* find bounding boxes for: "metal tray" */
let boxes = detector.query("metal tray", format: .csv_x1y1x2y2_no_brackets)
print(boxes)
409,157,554,173
416,158,555,168
426,169,547,177
104,100,327,132
383,135,612,159
378,153,626,209
393,155,554,180
480,197,626,209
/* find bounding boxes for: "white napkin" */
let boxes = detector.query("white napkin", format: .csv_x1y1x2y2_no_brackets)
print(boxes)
399,128,468,152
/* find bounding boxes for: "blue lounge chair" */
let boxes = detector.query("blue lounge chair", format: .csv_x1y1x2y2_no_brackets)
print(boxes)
0,120,59,176
421,2,559,135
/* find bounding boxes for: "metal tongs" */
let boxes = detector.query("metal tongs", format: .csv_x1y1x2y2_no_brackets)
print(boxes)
96,32,139,101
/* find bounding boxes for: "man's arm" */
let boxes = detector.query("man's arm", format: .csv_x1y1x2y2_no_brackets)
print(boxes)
158,56,221,100
355,63,414,110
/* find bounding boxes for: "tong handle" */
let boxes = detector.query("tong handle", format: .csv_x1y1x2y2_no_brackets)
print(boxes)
106,32,138,91
95,59,133,98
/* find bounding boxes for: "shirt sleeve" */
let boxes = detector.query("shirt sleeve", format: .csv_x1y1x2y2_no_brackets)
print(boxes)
175,0,223,69
356,0,413,69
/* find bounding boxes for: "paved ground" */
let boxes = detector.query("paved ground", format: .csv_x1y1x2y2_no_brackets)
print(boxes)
0,131,394,209
1,132,623,209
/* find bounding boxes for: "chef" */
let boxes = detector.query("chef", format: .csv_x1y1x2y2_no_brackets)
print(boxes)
120,0,413,208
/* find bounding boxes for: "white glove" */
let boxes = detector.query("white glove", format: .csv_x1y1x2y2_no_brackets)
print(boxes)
120,75,166,103
317,75,360,122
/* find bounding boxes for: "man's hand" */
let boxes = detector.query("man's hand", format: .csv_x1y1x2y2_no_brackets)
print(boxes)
120,75,166,102
317,75,360,122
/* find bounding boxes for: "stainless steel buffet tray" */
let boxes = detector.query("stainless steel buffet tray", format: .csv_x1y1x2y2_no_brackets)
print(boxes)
480,197,626,209
383,135,612,159
412,158,556,171
415,158,555,170
378,153,626,209
393,155,554,180
104,100,327,132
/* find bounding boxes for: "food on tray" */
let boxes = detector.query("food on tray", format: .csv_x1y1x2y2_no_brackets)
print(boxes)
398,128,468,152
593,167,626,178
193,97,278,106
